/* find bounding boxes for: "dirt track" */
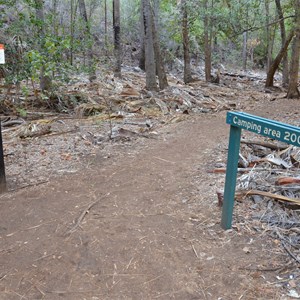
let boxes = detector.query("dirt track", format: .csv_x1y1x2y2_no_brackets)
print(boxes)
0,97,297,299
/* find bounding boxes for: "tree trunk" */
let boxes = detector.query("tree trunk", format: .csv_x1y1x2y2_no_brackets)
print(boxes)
104,0,108,57
142,0,157,91
139,1,146,71
204,0,211,82
286,0,300,99
265,0,272,72
287,36,300,98
139,38,146,71
151,0,168,90
52,0,58,36
242,31,247,71
275,0,289,86
70,0,77,66
182,1,192,84
265,30,294,87
35,0,52,91
113,0,121,78
78,0,95,81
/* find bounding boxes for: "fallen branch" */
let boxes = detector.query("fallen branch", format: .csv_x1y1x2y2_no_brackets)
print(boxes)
220,72,263,81
249,156,291,169
273,229,300,264
237,190,300,206
2,119,25,127
282,242,300,264
64,192,110,236
276,177,300,186
241,139,288,150
8,180,49,192
209,167,284,174
240,265,284,272
45,128,79,138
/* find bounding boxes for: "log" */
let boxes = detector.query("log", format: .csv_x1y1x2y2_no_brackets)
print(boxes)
241,139,288,150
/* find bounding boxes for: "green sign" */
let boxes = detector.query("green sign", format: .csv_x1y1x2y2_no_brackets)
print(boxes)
227,112,300,148
221,112,300,230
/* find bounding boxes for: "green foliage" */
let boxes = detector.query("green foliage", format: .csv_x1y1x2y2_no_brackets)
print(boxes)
0,0,296,93
26,35,72,82
16,107,27,117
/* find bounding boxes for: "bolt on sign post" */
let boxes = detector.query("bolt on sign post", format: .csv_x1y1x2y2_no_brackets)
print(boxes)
221,111,300,230
0,44,6,193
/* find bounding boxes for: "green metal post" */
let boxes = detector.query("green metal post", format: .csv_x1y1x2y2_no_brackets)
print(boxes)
221,125,241,229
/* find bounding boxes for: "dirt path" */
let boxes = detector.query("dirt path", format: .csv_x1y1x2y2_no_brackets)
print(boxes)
0,103,294,299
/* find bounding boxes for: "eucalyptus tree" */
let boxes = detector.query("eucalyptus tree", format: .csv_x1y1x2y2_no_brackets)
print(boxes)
221,0,265,69
286,0,300,98
264,0,272,72
140,0,168,90
78,0,96,81
152,0,168,89
34,0,52,91
275,0,289,86
181,0,192,83
113,0,121,78
265,29,294,87
141,0,157,90
203,0,212,81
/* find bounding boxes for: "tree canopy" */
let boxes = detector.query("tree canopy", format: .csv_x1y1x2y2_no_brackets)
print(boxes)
0,0,298,97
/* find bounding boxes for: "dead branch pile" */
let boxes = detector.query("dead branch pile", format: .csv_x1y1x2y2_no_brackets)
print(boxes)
215,132,300,269
2,66,262,143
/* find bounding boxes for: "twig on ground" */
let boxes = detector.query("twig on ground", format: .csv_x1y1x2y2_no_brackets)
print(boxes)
8,180,49,192
239,265,283,272
153,156,175,164
142,274,163,285
64,192,110,236
191,242,199,258
282,242,300,264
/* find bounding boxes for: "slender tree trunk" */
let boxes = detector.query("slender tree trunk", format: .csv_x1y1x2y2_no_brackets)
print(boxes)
275,0,289,86
139,1,146,71
70,0,77,66
35,0,52,91
182,0,192,84
104,0,108,57
265,0,272,72
287,36,300,98
52,0,58,35
113,0,121,78
265,30,294,87
204,0,211,82
153,0,159,28
151,0,168,89
286,0,300,98
78,0,95,81
139,38,146,71
142,0,157,90
242,31,247,70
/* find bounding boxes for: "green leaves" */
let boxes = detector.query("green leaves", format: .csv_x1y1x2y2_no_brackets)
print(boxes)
26,35,72,82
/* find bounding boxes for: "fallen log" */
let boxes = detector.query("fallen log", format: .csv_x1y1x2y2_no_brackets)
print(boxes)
241,139,288,150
